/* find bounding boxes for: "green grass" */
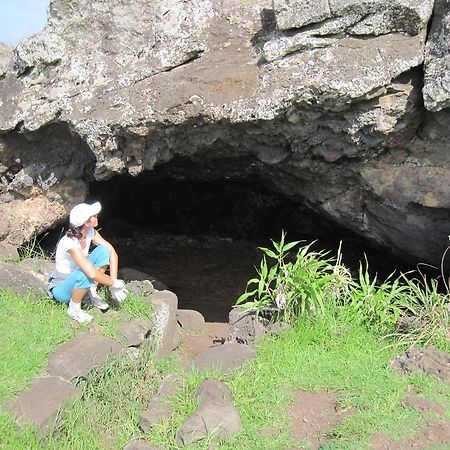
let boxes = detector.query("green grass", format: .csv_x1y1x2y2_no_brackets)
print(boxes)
2,238,450,450
0,289,76,402
1,308,449,449
0,289,153,404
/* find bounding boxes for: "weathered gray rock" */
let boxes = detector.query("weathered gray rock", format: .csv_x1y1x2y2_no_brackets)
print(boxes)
229,308,268,345
139,399,172,432
273,0,434,34
119,267,167,290
176,399,242,446
171,325,183,351
138,373,180,432
0,242,18,260
1,376,79,433
0,0,448,268
117,319,153,347
0,261,47,294
391,346,450,381
18,257,53,276
423,0,450,111
190,342,256,373
177,309,206,332
148,290,178,357
126,280,156,298
47,333,123,380
0,43,12,78
123,440,163,450
156,373,182,398
193,379,233,406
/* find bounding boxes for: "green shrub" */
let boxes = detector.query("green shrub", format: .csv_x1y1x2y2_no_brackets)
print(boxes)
386,274,450,348
342,263,412,331
235,233,351,323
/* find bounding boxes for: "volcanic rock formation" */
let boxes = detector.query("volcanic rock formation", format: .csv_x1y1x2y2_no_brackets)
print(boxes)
1,0,450,264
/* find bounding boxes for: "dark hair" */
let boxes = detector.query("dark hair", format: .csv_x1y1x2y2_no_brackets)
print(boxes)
66,224,83,240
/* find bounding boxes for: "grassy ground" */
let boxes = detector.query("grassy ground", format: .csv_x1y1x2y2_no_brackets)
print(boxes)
1,291,449,449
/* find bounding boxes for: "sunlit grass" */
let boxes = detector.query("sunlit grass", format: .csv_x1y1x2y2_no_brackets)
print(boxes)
0,289,76,402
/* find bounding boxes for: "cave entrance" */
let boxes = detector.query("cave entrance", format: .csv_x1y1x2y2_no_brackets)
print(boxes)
81,163,409,322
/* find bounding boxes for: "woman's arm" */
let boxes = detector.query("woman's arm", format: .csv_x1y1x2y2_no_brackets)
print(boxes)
68,247,114,286
92,230,119,281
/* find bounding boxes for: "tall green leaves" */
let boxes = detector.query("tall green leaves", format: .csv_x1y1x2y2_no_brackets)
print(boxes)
236,235,449,348
235,233,351,323
343,263,411,329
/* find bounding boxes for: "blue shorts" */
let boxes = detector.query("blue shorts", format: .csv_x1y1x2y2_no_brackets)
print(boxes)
51,245,110,304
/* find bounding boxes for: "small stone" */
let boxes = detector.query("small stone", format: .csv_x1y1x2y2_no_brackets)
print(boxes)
118,319,153,347
47,333,123,380
176,399,242,446
194,379,233,406
177,309,206,332
0,242,19,261
149,290,178,357
1,376,79,434
139,400,172,432
157,373,182,398
123,439,163,450
190,342,256,374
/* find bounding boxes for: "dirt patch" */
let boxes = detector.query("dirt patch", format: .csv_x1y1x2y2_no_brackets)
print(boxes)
371,393,450,449
178,322,229,366
391,346,450,382
288,390,352,449
371,420,450,449
404,395,446,417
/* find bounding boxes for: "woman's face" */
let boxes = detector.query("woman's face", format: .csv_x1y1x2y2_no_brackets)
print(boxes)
85,214,98,228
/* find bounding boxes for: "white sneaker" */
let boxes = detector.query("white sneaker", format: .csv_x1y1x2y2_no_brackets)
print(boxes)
67,306,93,324
88,287,109,310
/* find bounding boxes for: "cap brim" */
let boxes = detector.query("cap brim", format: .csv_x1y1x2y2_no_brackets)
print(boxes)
90,202,102,216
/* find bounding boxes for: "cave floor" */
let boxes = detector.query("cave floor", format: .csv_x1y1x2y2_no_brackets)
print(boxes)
112,234,262,322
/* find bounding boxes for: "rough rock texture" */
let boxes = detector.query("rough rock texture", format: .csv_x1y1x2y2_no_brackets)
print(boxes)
193,379,233,405
117,319,153,347
123,441,162,450
190,342,256,373
0,242,18,260
1,376,79,433
0,261,48,294
47,333,123,380
0,43,12,78
391,346,450,381
423,0,450,111
177,398,243,446
148,290,179,357
229,307,269,345
177,309,206,332
1,0,450,265
139,400,172,432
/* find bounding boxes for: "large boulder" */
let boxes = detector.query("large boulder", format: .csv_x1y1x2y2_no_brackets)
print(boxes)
0,261,48,294
423,0,450,111
0,0,449,265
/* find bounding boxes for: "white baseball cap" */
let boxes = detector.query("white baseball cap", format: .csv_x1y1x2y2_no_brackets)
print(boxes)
69,202,102,227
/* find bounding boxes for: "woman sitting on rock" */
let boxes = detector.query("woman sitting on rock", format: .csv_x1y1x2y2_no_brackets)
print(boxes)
48,201,128,323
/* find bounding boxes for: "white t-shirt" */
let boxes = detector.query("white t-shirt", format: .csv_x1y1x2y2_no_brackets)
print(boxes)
54,228,95,276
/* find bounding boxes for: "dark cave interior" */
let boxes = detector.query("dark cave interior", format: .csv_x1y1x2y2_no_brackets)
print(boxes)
42,167,415,321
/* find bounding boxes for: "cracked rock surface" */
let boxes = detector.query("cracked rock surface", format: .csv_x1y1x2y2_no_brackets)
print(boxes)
1,0,450,264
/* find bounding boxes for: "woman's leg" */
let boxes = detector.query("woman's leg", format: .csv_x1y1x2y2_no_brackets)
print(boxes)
88,245,110,271
52,269,93,304
86,245,111,310
52,271,94,323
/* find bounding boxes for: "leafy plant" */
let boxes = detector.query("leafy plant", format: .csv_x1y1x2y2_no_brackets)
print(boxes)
17,233,52,261
235,233,351,323
386,274,450,348
342,262,413,330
